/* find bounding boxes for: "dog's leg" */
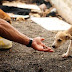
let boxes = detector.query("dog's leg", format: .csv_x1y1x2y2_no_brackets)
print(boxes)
62,40,72,58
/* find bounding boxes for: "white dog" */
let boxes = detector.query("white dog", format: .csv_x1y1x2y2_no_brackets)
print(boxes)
52,26,72,58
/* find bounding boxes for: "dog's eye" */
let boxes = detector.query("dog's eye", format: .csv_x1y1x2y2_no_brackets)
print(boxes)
58,39,62,42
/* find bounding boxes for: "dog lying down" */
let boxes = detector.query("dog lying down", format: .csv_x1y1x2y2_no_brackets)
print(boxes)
52,26,72,58
0,9,11,24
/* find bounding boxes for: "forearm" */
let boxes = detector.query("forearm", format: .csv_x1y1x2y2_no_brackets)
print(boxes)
0,19,30,45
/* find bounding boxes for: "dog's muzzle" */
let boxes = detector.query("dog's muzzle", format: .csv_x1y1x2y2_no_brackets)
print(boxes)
52,45,56,48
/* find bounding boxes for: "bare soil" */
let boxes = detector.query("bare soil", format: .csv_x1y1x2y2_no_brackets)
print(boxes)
0,19,72,72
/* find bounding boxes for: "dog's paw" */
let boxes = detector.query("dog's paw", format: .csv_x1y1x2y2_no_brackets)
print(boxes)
62,53,69,58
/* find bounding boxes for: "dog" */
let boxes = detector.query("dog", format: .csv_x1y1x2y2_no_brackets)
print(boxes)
52,26,72,58
16,16,25,21
0,9,12,24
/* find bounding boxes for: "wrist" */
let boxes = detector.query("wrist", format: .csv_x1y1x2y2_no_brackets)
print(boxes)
26,38,33,47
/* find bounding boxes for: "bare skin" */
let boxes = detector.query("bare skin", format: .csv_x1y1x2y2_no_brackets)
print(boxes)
0,19,53,52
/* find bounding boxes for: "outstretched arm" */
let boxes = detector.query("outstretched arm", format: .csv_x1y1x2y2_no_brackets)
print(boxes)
0,19,53,52
0,19,30,45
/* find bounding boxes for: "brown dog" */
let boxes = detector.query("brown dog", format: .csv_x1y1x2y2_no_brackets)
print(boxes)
52,26,72,58
0,9,12,24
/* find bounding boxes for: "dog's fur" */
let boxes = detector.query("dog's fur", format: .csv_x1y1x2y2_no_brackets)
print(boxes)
16,17,25,21
0,9,11,24
52,26,72,58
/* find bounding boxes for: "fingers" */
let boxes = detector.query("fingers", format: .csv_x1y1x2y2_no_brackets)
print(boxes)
40,37,45,41
39,48,53,52
42,44,54,52
38,46,54,52
33,45,54,52
43,48,54,52
42,46,54,52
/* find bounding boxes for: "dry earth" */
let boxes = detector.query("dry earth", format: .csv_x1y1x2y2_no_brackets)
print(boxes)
0,19,72,72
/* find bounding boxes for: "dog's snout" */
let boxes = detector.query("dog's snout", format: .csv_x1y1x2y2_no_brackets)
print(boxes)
52,45,56,48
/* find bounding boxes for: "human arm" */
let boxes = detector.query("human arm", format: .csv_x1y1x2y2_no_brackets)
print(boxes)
0,19,53,52
0,19,30,45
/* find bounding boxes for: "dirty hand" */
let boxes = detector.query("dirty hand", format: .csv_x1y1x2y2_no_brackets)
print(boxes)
31,37,53,52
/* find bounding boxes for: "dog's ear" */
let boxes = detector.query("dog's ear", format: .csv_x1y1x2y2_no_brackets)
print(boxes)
65,34,72,40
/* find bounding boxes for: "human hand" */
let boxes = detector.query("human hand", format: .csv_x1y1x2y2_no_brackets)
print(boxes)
31,37,53,52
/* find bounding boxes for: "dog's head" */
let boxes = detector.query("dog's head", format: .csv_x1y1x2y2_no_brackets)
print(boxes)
52,31,72,48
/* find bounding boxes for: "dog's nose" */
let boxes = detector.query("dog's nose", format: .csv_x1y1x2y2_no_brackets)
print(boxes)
52,45,56,48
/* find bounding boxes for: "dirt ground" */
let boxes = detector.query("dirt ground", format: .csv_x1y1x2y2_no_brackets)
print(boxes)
0,19,72,72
